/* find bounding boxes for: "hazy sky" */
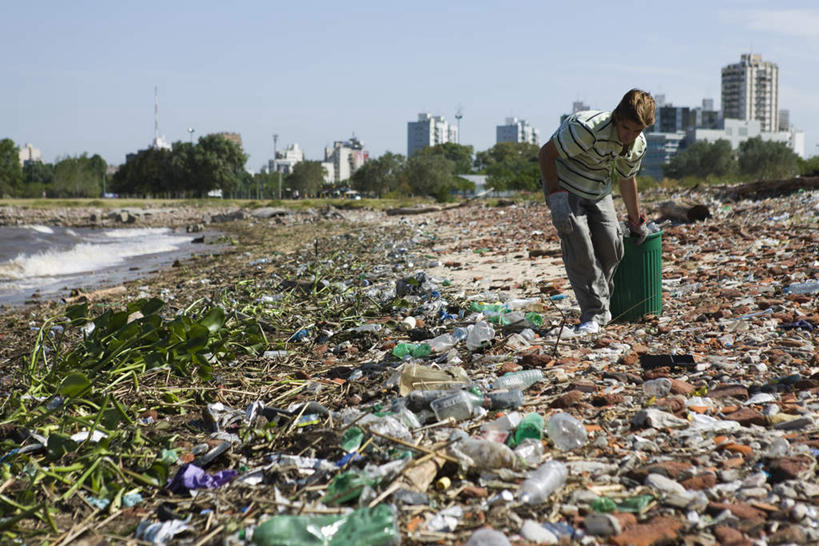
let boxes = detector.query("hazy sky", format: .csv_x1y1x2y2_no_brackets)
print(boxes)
4,0,818,170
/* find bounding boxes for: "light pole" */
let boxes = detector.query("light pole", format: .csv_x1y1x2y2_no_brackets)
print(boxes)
187,127,195,144
273,133,281,200
455,108,463,145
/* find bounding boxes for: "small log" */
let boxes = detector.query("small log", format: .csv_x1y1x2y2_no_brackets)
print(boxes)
656,200,711,223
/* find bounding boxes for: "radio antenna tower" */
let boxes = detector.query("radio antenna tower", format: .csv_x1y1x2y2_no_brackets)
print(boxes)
455,106,463,145
154,86,159,143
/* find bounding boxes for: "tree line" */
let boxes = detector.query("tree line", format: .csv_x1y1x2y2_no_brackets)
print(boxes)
2,135,817,201
663,137,819,182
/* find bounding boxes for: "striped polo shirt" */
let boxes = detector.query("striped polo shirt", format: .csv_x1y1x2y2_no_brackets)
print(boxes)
550,110,646,200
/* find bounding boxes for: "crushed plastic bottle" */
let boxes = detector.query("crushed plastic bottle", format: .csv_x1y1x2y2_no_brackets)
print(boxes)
492,369,543,391
456,438,517,470
642,378,672,398
517,460,568,504
248,504,400,545
465,527,512,546
466,321,495,351
426,333,458,353
513,438,544,468
546,413,588,451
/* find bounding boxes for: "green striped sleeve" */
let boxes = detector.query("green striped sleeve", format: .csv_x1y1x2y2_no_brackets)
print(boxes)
552,115,596,160
614,135,646,179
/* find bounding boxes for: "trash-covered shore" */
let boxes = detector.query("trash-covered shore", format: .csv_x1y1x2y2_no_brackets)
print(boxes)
0,185,817,545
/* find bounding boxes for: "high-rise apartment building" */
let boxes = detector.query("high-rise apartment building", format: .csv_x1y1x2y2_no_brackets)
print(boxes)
778,109,790,131
324,135,368,184
269,143,304,175
407,113,458,157
18,143,42,166
721,53,779,132
496,117,540,146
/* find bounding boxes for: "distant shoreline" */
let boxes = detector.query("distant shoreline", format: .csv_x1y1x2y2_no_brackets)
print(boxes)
0,204,229,229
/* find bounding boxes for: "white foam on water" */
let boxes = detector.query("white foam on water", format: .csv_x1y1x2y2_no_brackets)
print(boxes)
102,227,172,239
23,225,55,234
0,229,192,280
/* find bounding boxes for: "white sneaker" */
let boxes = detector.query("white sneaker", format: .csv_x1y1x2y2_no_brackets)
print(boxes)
574,321,600,335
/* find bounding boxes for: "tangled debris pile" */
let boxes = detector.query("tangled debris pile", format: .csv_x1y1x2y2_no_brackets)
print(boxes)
0,187,817,545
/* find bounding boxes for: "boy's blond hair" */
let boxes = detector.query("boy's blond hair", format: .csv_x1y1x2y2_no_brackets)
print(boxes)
612,89,656,127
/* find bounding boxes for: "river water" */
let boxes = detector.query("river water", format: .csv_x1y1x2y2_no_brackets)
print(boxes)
0,225,208,305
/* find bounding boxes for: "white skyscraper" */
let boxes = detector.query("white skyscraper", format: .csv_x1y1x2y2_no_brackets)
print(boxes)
496,117,540,146
407,113,458,156
721,53,779,132
324,136,368,183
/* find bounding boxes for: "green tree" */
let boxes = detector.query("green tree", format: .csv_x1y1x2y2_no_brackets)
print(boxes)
414,143,474,174
52,155,103,197
0,138,22,197
286,161,325,197
188,135,248,197
110,148,171,196
798,155,819,177
738,137,799,180
350,152,405,197
405,155,456,201
253,172,277,199
663,139,735,179
475,142,540,191
21,161,54,197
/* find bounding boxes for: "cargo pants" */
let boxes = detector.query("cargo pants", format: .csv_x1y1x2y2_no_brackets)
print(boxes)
555,192,624,325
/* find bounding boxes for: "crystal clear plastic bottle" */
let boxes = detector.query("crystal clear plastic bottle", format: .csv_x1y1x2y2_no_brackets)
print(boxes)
485,389,524,410
492,369,543,391
642,377,672,397
406,389,458,411
430,390,487,421
546,412,588,451
517,460,568,504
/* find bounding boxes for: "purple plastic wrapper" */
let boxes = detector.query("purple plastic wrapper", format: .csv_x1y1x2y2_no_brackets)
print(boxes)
167,463,237,494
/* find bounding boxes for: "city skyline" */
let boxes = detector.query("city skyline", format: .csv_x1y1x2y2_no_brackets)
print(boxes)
4,1,819,170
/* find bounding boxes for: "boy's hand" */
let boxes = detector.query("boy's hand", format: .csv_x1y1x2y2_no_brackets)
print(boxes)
546,191,574,236
627,214,648,245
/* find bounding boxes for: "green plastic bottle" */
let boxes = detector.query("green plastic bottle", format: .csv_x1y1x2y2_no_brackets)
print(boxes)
321,470,380,505
250,504,400,546
392,343,431,358
508,412,544,448
590,497,618,512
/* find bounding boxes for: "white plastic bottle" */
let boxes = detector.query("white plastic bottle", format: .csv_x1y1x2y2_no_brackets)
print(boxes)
517,460,568,504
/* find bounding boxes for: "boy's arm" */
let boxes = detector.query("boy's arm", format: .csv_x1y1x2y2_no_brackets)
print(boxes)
618,176,642,223
538,140,562,194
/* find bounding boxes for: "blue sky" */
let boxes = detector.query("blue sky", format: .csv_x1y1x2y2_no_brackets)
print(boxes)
4,0,818,170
